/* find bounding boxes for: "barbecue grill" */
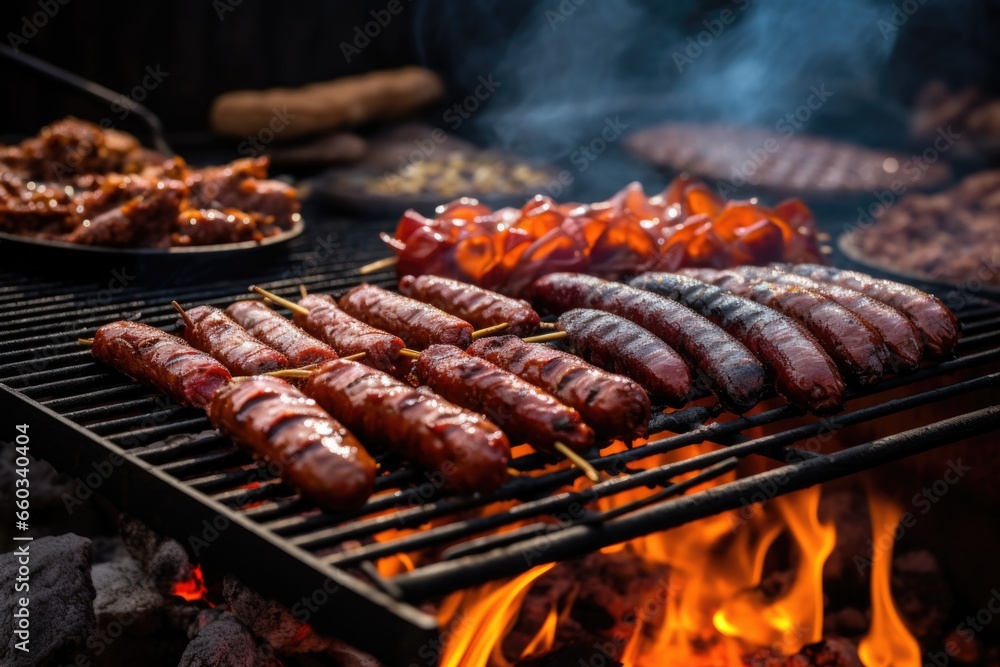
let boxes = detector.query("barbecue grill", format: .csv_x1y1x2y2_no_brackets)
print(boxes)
2,212,999,667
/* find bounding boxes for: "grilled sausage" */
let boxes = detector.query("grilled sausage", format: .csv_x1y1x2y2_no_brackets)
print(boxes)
416,345,595,453
304,359,510,494
557,309,691,405
339,283,474,349
467,335,650,442
180,305,289,375
207,376,376,512
727,265,923,372
530,273,766,413
630,273,846,415
225,300,338,368
91,321,231,408
399,275,541,337
681,269,890,386
294,294,405,372
775,263,960,357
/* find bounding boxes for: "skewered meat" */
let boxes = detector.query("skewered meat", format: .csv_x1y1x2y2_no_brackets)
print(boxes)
339,284,474,349
556,309,691,405
630,273,846,415
207,376,376,511
66,176,189,247
172,208,262,246
294,294,405,372
681,269,890,386
225,300,339,367
415,344,595,453
303,359,510,494
776,264,961,357
466,335,650,442
725,265,923,372
90,321,231,408
180,305,289,375
398,275,541,336
531,273,766,413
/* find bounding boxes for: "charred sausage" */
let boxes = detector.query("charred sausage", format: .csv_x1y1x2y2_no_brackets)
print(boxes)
180,305,289,375
207,376,376,511
339,283,474,349
415,344,595,453
304,359,510,494
775,263,960,357
681,269,890,386
630,273,846,415
466,335,651,442
399,275,541,337
91,321,231,408
530,273,765,413
294,294,405,373
226,300,338,367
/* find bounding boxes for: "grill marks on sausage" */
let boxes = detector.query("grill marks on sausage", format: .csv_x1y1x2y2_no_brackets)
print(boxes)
557,309,691,405
416,345,595,453
682,269,890,386
531,273,765,413
294,294,405,372
776,263,960,357
339,283,474,349
399,275,541,337
304,359,511,494
225,300,338,367
207,376,376,511
630,273,846,415
182,305,289,375
466,335,650,442
91,321,232,408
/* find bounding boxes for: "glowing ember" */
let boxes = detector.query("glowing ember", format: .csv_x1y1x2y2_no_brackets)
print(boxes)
857,494,922,667
172,564,208,602
383,176,824,295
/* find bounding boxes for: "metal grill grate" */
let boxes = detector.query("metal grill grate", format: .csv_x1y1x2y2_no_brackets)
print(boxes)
2,215,999,665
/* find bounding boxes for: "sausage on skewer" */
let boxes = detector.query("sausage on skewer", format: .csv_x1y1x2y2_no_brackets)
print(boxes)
303,359,510,494
207,376,376,511
466,335,651,442
339,283,474,349
629,273,846,415
399,275,541,337
226,300,339,367
90,321,232,408
175,303,289,375
415,344,596,453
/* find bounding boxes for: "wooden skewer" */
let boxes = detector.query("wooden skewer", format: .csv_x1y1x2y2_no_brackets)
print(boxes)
553,442,600,483
249,286,309,316
521,331,568,344
78,337,94,346
470,322,509,340
358,256,399,275
399,348,421,359
266,352,368,378
171,300,194,328
299,285,309,299
538,322,559,330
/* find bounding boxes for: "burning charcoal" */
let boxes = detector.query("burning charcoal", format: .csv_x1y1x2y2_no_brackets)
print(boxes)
515,642,621,667
178,612,285,667
119,514,198,595
223,576,331,654
0,534,96,665
892,549,951,640
788,638,863,667
819,488,872,609
92,556,167,633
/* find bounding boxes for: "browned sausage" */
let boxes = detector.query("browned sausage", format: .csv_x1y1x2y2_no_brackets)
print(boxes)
303,359,510,494
91,320,231,408
207,376,376,511
339,283,474,349
226,300,338,367
530,273,766,413
629,273,846,415
466,335,650,442
293,294,405,373
399,275,541,336
180,305,289,375
415,344,595,453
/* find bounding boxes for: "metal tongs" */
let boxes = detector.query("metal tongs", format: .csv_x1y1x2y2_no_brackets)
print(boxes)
0,43,173,155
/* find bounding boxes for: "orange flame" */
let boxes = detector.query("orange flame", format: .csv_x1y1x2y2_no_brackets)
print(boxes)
857,495,922,667
172,564,208,602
